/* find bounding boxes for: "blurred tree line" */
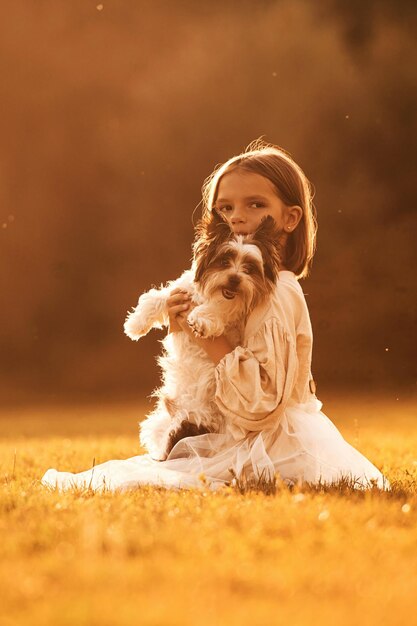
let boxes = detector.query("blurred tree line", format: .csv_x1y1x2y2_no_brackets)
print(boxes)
1,0,416,403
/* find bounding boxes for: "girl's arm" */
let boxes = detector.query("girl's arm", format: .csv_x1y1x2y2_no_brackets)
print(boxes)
179,327,233,365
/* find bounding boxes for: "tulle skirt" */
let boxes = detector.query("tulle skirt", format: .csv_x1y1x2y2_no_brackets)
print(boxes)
41,398,390,493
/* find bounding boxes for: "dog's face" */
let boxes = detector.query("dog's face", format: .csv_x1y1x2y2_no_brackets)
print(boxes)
193,215,283,312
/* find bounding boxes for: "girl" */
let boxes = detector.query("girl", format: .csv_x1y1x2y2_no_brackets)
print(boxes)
42,141,390,492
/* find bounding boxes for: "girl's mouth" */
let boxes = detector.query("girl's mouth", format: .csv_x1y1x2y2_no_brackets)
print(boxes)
222,288,237,300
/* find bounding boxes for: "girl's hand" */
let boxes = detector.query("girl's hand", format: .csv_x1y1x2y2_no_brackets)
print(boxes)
176,301,197,336
167,288,193,333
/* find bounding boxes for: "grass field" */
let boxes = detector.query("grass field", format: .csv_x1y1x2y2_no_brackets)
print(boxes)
1,394,416,626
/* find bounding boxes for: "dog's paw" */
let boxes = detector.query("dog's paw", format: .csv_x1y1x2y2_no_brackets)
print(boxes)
165,421,211,456
187,311,215,339
124,313,153,340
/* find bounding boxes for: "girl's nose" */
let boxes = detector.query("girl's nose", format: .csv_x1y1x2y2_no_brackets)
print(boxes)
230,207,246,223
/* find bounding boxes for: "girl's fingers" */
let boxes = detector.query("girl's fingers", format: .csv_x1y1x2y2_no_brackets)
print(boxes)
169,288,189,297
167,289,192,329
169,303,190,316
167,299,190,313
167,292,191,307
177,301,196,312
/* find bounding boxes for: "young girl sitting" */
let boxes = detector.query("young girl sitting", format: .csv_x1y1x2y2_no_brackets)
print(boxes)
41,141,390,492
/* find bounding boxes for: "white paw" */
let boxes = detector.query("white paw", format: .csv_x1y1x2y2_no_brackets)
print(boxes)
187,310,215,339
124,313,152,340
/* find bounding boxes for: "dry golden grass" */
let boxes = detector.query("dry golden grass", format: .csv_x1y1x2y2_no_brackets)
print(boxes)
1,394,416,626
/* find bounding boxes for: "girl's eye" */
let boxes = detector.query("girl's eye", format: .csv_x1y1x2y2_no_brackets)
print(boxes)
214,202,266,213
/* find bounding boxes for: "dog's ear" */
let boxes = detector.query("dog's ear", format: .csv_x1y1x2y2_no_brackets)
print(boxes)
193,218,232,283
250,216,283,282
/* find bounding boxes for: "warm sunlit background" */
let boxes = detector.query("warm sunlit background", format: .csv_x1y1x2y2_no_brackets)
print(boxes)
1,0,416,406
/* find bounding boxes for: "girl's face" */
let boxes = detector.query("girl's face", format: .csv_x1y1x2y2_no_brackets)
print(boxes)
214,169,293,236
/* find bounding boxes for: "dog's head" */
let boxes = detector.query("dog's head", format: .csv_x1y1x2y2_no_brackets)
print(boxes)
193,215,283,312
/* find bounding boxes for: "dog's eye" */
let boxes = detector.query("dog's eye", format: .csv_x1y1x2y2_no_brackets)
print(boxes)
243,263,258,275
220,258,229,267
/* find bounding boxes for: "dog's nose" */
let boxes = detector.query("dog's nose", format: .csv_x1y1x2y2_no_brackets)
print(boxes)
228,275,241,290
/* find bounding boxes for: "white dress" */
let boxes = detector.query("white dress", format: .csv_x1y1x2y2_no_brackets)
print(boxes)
41,271,390,493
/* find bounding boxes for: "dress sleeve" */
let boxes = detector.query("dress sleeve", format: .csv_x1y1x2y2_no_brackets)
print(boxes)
214,317,298,439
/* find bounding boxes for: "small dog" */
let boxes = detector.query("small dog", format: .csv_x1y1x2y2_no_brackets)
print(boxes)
124,216,282,460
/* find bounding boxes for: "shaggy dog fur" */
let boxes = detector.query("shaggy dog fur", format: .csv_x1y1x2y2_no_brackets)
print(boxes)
124,216,282,460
